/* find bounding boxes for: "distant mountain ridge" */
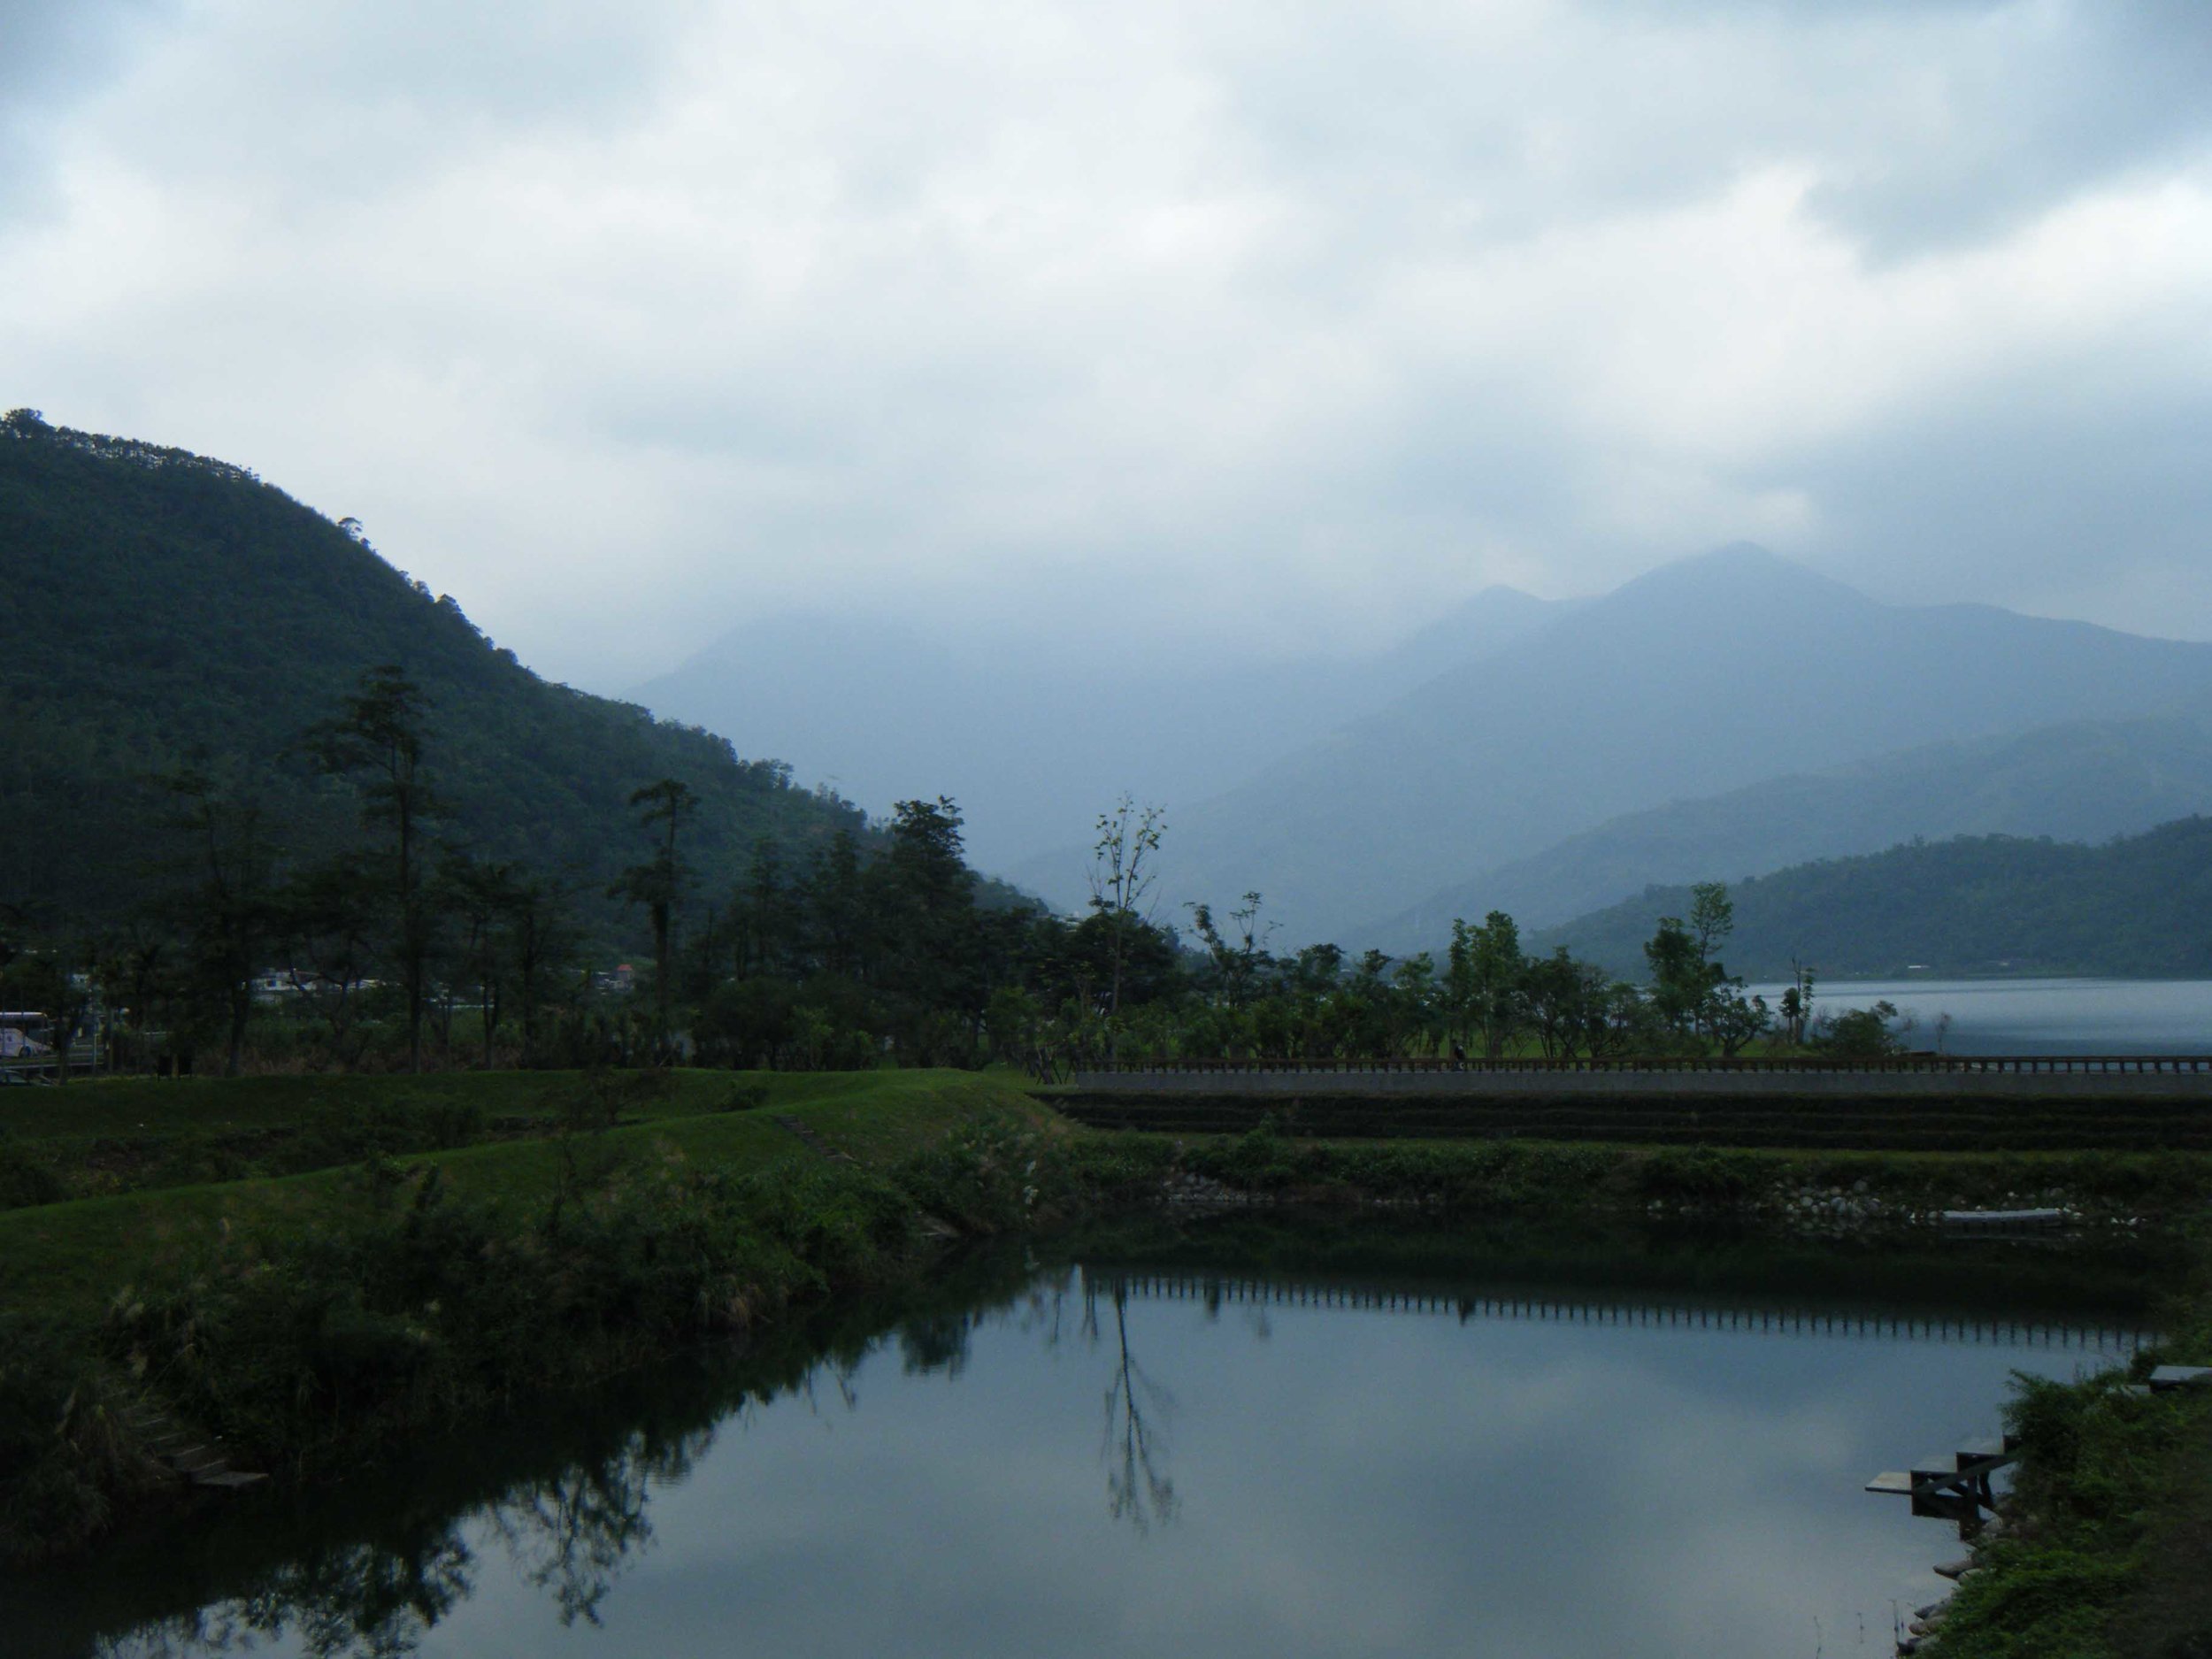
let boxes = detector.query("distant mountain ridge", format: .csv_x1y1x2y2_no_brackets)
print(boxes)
1532,816,2212,982
1016,544,2212,943
27,403,2208,973
631,586,1583,872
1356,715,2212,951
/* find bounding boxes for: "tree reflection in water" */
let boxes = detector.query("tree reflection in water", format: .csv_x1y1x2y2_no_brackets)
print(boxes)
1088,1275,1178,1533
91,1427,696,1659
53,1220,2163,1659
897,1311,978,1377
883,1265,1181,1532
484,1424,712,1628
69,1253,1183,1659
95,1526,473,1659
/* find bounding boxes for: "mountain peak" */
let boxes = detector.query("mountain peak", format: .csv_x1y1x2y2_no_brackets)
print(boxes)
1601,543,1874,615
1663,541,1817,580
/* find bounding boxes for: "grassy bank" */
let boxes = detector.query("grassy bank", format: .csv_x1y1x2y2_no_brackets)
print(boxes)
0,1070,1052,1318
0,1068,1151,1563
1908,1284,2212,1659
1164,1121,2212,1240
8,1238,1072,1658
0,1069,772,1211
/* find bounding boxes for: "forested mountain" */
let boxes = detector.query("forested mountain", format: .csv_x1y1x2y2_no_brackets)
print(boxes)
0,411,869,935
1359,716,2212,951
634,585,1581,872
1534,817,2212,981
1015,545,2212,944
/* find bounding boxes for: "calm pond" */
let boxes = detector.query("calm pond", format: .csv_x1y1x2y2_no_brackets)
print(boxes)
1748,976,2212,1055
13,1219,2156,1659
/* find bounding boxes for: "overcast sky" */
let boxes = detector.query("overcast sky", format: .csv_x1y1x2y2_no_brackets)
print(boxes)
4,0,2209,689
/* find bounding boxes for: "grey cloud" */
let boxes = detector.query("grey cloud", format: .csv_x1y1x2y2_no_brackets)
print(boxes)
242,2,687,129
5,0,2212,690
1804,4,2212,257
1770,365,2212,634
0,0,169,215
60,3,695,223
1215,1,2212,265
0,0,165,102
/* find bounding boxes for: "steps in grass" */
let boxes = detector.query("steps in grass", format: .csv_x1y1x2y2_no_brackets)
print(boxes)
772,1115,855,1164
120,1401,267,1491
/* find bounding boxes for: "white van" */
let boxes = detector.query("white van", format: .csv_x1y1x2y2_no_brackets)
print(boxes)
0,1013,54,1059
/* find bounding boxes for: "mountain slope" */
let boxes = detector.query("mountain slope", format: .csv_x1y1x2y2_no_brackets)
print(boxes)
1532,817,2212,981
1028,544,2212,943
1358,715,2212,949
632,586,1581,872
0,411,868,931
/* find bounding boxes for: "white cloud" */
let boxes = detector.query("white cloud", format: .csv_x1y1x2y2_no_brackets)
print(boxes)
4,0,2209,686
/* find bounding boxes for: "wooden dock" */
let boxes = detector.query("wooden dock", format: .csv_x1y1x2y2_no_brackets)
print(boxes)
1866,1434,2019,1517
1872,1371,2212,1652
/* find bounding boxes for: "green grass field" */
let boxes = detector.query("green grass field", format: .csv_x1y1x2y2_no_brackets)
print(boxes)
0,1069,753,1207
12,1065,2210,1327
0,1068,1056,1324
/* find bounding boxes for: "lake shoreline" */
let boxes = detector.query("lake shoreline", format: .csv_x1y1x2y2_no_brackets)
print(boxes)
6,1071,2209,1656
13,1197,2196,1659
1745,976,2212,1058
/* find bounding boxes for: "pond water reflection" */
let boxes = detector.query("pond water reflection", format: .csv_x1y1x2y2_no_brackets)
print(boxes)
13,1221,2155,1659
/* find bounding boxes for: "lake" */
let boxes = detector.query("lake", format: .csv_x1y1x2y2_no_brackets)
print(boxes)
13,1221,2154,1659
1747,976,2212,1055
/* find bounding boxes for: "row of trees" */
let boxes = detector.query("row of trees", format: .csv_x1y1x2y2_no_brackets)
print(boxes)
1004,879,1830,1071
2,680,1195,1079
672,796,1877,1073
4,664,1885,1079
3,667,606,1079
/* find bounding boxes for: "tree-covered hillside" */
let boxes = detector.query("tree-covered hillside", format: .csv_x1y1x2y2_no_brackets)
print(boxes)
1537,818,2212,980
1360,714,2212,949
0,410,867,934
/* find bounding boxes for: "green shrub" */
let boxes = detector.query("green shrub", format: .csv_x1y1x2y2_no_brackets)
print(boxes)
895,1115,1058,1231
0,1333,165,1563
419,1099,487,1149
719,1080,772,1112
82,1143,955,1490
1224,1116,1295,1187
0,1134,65,1210
1635,1148,1757,1206
1931,1545,2134,1658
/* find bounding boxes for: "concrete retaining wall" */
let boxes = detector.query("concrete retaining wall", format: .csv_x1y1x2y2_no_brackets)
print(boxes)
1071,1069,2212,1101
